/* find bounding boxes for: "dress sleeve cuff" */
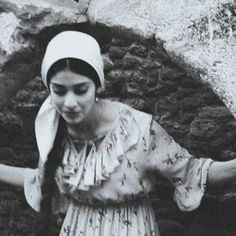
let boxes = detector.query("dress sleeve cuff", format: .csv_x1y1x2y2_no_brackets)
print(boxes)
173,158,214,211
24,168,42,212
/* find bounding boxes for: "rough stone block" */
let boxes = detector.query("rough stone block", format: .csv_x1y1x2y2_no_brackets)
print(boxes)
121,55,142,69
122,98,150,112
121,82,144,96
109,46,127,60
129,42,148,58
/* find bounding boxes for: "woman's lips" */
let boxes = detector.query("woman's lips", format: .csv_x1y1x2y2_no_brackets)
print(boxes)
63,111,80,118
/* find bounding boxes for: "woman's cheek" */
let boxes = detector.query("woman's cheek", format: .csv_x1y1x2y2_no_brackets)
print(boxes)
51,96,64,112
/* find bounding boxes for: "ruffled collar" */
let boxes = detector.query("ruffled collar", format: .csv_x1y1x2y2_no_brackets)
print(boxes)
58,104,140,192
35,97,140,192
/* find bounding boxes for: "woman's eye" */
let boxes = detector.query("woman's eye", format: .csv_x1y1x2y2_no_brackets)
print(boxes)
52,87,66,96
74,86,88,95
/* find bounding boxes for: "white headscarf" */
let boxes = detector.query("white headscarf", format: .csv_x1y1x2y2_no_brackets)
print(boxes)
35,31,105,163
41,31,105,89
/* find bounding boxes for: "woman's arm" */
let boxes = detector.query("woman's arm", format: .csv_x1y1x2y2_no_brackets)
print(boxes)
207,159,236,186
0,163,26,187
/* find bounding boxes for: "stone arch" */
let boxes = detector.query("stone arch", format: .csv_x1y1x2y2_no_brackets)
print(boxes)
0,0,236,235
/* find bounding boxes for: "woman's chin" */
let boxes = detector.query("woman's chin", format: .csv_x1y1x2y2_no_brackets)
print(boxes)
63,116,84,125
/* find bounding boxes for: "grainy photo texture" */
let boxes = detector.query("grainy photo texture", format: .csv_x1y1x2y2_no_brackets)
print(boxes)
0,0,236,236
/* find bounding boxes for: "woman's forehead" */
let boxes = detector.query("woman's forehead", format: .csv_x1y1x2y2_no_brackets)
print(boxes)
50,69,93,85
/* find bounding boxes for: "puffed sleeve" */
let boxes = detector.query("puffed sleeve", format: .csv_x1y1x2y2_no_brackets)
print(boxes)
146,119,213,211
24,160,69,213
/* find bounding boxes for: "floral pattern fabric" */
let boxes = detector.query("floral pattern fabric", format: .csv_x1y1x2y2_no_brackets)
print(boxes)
24,102,213,236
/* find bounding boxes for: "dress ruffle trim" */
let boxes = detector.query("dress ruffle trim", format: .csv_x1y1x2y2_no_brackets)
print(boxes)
57,105,140,192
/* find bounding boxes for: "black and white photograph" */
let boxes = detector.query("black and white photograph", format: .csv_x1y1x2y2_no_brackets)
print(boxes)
0,0,236,235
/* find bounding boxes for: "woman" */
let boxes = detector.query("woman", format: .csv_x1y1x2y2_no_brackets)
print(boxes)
0,31,236,236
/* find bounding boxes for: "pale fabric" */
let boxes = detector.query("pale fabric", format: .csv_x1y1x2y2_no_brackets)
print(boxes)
41,31,105,89
60,199,159,236
24,102,213,235
34,96,60,163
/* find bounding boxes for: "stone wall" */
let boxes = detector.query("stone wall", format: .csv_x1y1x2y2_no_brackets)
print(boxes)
0,34,236,235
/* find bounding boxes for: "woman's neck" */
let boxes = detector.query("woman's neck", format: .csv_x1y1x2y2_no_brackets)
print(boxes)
66,99,120,141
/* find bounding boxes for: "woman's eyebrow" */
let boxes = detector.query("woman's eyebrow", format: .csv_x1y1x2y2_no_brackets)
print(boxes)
51,82,89,86
50,83,65,87
74,82,89,87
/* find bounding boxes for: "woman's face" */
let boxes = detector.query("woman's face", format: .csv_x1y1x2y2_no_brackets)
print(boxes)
49,68,96,126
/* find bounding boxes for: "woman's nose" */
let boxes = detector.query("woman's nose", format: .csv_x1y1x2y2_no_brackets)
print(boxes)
64,92,77,108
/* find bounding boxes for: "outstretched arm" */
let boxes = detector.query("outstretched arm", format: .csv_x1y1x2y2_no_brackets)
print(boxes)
207,159,236,186
0,163,26,187
146,119,236,211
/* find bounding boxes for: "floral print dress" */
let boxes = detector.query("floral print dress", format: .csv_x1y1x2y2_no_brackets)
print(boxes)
24,102,213,236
